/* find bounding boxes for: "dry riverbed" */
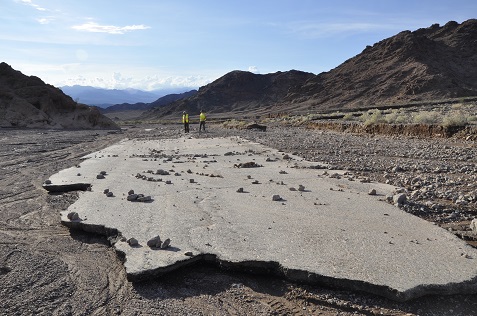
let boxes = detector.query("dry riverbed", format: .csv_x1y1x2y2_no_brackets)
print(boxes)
1,124,476,315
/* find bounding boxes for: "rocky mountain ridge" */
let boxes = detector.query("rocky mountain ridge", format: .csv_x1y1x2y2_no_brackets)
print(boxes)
0,63,119,129
145,19,477,119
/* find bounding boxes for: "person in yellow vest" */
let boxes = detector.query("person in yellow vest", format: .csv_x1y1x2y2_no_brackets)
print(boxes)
199,110,206,132
182,111,189,133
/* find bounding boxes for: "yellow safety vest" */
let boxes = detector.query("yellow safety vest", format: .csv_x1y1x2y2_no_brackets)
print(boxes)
182,113,189,123
199,112,206,122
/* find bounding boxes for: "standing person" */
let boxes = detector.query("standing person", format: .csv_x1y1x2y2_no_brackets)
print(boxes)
182,111,189,133
199,109,206,132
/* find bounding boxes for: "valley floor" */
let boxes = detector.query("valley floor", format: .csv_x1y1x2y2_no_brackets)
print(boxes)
1,124,476,315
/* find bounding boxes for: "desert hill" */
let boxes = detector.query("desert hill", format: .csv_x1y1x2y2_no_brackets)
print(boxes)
0,63,119,129
145,19,477,119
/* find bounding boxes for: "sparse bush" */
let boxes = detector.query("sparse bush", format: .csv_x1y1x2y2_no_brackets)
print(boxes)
451,103,463,110
442,111,468,127
385,109,409,124
360,109,385,126
342,113,355,121
413,111,441,125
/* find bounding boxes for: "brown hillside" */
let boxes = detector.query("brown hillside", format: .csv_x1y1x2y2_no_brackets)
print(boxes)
145,19,477,119
0,62,119,129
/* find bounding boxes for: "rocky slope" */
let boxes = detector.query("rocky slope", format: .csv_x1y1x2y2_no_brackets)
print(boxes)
145,19,477,119
0,62,119,129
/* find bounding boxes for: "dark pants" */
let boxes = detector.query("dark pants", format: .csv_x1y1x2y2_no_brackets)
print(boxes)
199,121,206,131
184,123,189,133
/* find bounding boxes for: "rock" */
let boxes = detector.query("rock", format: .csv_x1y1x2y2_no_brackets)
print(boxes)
161,238,171,249
106,191,114,197
103,189,109,194
127,194,138,201
137,195,152,202
393,193,407,205
127,238,139,246
96,174,105,179
368,189,377,195
67,212,80,221
100,171,107,175
128,189,134,195
184,251,193,256
190,179,195,183
298,185,305,192
272,194,282,201
44,179,52,184
165,180,172,184
470,219,477,233
237,187,244,193
147,235,162,248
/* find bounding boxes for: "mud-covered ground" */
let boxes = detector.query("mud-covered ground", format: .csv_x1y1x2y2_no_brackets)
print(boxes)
1,124,477,316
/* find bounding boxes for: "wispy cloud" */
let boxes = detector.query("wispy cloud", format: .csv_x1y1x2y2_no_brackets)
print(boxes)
37,17,54,24
286,21,401,39
72,22,151,35
16,0,47,11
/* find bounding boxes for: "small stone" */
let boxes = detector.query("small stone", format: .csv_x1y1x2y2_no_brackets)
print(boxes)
44,179,52,184
147,235,162,248
368,189,377,196
100,171,107,175
165,180,172,184
127,238,139,246
190,179,195,183
161,238,171,249
393,193,407,205
184,251,193,256
77,173,81,176
272,194,282,201
137,195,152,202
470,219,477,233
289,187,297,191
96,174,105,179
103,189,110,194
67,212,80,221
128,189,135,195
127,194,138,201
298,185,305,192
237,187,244,193
106,191,113,197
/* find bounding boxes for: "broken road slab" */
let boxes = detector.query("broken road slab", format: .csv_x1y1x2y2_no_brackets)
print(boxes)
45,136,477,301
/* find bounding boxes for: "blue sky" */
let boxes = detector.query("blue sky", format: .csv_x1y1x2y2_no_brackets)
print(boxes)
1,0,475,91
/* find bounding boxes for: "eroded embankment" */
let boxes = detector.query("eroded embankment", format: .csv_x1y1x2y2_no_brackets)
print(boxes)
306,122,477,139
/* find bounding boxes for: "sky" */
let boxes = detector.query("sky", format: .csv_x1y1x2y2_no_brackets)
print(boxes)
1,0,476,92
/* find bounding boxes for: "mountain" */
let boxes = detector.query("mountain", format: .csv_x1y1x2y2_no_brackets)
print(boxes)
144,19,477,119
61,86,196,108
0,63,119,129
101,90,197,113
143,70,315,118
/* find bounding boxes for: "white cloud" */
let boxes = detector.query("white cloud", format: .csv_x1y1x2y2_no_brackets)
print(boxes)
248,66,260,74
286,21,397,39
17,0,47,11
72,22,151,35
37,17,54,24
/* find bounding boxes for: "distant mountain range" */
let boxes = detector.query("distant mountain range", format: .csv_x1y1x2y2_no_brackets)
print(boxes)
100,90,197,113
144,19,477,119
60,85,196,108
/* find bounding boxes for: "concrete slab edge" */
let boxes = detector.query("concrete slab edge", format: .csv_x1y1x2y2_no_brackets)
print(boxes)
60,218,477,302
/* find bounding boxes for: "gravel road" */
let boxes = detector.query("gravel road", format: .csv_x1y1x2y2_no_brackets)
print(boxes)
1,124,476,316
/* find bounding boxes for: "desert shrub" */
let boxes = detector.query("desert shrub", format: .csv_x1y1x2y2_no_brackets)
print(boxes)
360,109,385,126
467,115,477,122
413,111,441,125
342,113,355,121
451,103,464,110
385,109,409,124
442,111,468,127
